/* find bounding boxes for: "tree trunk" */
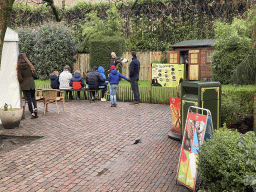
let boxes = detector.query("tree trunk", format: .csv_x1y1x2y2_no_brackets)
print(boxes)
0,0,15,68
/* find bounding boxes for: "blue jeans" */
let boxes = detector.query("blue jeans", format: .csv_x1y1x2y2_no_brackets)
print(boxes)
110,84,118,104
130,76,140,102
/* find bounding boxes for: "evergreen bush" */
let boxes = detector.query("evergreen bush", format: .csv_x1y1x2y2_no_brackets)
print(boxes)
16,28,35,62
33,23,77,80
197,128,255,192
211,19,251,84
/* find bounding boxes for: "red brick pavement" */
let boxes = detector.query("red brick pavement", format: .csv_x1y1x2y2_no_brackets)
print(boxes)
0,100,189,192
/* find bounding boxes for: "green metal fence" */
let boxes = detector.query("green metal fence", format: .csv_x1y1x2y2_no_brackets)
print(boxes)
31,85,179,104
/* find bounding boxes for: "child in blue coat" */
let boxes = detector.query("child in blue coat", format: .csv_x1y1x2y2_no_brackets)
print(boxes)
108,65,130,107
97,66,109,101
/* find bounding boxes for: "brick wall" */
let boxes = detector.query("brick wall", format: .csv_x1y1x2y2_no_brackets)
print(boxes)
200,48,215,80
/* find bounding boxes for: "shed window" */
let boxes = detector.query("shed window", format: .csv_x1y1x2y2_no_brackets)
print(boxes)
207,50,214,63
169,53,178,63
191,53,198,64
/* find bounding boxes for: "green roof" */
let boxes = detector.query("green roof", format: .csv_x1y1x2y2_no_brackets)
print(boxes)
171,39,216,48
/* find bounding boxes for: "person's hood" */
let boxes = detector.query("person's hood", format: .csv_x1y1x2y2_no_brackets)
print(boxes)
50,74,58,80
111,69,117,75
74,72,81,78
98,66,105,73
19,62,28,70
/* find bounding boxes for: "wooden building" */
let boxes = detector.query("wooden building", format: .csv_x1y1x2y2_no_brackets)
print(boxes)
168,39,216,81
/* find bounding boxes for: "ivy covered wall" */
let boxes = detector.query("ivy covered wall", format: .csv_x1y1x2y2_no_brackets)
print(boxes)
9,0,256,52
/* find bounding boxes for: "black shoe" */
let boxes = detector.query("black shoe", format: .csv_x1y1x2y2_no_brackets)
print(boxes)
114,103,117,107
31,115,38,119
111,104,115,107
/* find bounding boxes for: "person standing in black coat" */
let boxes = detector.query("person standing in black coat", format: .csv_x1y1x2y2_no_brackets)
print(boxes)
86,66,104,101
17,53,38,119
129,51,140,105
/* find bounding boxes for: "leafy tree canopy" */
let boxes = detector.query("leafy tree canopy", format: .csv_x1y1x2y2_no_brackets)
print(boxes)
78,6,123,53
211,18,252,84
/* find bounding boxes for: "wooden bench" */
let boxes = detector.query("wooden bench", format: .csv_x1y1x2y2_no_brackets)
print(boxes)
59,86,107,102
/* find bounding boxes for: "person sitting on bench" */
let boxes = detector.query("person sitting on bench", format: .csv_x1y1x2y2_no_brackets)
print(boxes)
86,66,104,102
69,70,85,100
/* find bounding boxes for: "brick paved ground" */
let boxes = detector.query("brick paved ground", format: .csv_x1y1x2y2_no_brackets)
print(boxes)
0,100,189,192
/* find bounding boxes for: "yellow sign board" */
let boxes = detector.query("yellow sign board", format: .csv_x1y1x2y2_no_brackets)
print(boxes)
152,64,185,87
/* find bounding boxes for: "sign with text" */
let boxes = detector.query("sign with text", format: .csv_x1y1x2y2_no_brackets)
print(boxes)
152,64,184,87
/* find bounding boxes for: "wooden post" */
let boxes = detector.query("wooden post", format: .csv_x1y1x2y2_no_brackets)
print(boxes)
149,87,152,104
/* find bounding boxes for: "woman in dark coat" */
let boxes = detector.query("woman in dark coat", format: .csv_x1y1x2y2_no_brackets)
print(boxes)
17,53,38,119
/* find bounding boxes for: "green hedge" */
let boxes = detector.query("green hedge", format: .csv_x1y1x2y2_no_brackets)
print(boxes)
221,88,255,127
89,36,126,74
16,28,35,62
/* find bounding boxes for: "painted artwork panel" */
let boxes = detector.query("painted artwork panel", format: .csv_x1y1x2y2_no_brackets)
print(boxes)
177,112,207,190
170,97,181,134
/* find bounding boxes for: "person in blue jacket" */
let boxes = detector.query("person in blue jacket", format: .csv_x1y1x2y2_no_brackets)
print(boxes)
108,65,130,107
50,71,60,89
69,70,85,100
97,66,109,102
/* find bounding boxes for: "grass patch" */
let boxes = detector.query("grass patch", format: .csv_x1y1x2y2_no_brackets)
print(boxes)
222,84,256,92
35,79,151,87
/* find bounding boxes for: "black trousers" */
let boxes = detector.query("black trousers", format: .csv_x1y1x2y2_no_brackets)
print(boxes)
23,89,37,114
130,76,140,101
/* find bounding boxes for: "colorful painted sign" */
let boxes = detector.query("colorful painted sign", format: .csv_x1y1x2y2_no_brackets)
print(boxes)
170,97,181,134
152,64,185,87
177,112,208,190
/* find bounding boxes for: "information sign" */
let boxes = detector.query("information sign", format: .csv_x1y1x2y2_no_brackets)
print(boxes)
152,64,185,87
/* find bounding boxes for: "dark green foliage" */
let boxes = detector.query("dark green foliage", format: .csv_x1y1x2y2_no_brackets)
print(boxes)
9,1,254,52
221,89,255,127
11,2,54,28
211,19,251,84
89,36,126,74
197,128,255,192
238,131,256,191
232,54,256,85
79,6,123,53
33,24,76,80
16,28,35,62
232,7,256,85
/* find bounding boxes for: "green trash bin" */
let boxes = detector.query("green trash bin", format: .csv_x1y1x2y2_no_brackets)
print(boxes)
180,81,221,137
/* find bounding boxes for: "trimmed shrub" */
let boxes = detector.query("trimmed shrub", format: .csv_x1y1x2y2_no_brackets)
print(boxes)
16,27,36,62
33,23,77,80
89,36,126,74
197,128,255,192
